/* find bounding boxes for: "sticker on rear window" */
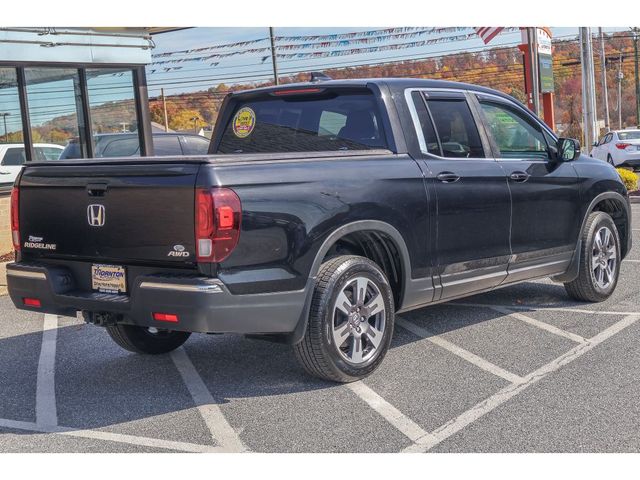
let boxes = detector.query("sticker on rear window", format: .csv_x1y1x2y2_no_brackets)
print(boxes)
232,107,256,138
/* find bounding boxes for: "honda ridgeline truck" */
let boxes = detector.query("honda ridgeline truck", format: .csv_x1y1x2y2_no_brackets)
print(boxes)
7,79,632,382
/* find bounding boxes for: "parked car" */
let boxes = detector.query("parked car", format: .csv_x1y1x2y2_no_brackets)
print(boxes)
0,143,64,185
58,132,211,159
7,78,631,383
590,129,640,169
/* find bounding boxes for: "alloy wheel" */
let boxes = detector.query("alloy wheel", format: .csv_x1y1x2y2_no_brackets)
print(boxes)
331,276,386,365
592,226,617,289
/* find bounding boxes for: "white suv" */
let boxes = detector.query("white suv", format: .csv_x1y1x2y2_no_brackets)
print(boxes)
0,143,64,185
590,129,640,169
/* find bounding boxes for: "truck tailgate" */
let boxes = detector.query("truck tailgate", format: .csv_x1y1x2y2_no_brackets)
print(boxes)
18,162,200,266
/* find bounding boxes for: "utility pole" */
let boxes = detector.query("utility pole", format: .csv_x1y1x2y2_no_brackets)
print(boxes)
269,27,279,86
161,88,169,132
618,54,624,129
599,28,610,131
579,27,598,148
633,28,640,126
527,27,541,116
0,113,9,143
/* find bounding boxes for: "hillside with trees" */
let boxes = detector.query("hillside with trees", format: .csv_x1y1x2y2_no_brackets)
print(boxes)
150,31,640,142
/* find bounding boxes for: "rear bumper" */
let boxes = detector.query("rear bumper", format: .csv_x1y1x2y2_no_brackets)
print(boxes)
6,262,308,335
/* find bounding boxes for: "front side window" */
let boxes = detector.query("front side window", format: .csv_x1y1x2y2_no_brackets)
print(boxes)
426,99,485,158
480,101,549,160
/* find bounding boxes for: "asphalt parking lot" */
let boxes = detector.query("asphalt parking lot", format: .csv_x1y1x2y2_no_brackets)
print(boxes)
2,206,640,453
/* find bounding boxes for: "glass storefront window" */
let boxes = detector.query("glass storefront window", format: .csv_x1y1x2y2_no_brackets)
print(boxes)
86,68,140,158
0,68,26,184
25,67,87,158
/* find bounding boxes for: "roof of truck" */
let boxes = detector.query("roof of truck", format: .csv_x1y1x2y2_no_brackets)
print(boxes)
232,77,517,102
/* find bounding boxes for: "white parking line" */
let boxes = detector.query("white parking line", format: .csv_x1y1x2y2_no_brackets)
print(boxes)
403,314,640,452
0,417,220,453
490,307,587,344
170,347,248,453
346,380,434,444
36,314,58,427
450,302,640,317
623,259,640,263
396,317,525,384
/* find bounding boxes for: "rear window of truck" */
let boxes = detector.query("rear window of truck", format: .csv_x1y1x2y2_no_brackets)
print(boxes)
216,89,387,154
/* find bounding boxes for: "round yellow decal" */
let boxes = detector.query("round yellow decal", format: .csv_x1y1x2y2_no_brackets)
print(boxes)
232,107,256,138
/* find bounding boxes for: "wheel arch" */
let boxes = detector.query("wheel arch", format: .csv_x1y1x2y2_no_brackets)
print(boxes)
554,191,631,283
288,220,413,344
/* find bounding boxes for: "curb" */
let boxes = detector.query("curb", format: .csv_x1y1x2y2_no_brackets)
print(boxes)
630,195,640,204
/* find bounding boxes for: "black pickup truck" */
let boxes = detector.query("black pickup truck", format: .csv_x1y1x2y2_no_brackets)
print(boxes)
7,78,631,382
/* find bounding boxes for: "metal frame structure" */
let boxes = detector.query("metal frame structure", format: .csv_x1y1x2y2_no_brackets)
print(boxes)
0,62,153,162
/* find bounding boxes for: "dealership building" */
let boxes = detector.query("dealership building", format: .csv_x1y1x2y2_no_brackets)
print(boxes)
0,27,169,253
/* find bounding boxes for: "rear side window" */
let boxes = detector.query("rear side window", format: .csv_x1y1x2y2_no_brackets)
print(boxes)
180,135,210,155
411,92,441,156
100,137,140,157
35,147,62,161
2,147,26,166
217,90,387,154
154,135,183,156
426,99,485,158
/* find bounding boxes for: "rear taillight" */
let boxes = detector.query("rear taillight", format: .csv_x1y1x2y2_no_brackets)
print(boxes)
23,297,41,308
195,188,241,263
153,312,179,323
10,187,19,252
616,143,631,150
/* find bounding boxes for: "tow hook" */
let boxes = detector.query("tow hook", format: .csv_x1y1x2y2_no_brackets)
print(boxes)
82,311,121,327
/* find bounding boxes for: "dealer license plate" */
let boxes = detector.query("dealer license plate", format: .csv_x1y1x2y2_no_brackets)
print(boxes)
91,264,126,294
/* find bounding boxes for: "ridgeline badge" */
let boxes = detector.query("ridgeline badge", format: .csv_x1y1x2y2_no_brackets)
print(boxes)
232,107,256,138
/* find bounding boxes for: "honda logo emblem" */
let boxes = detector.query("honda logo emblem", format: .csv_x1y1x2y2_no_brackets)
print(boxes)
87,204,106,227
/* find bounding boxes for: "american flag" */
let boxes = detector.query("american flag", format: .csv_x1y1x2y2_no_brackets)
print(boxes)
474,27,504,44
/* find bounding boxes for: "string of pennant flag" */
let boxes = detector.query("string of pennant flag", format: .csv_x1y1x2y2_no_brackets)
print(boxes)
151,27,474,59
150,27,518,66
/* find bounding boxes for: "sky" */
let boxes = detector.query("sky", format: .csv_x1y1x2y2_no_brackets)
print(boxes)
146,27,628,98
0,26,630,137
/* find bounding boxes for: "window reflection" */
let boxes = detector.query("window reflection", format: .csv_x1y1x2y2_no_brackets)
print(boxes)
25,68,87,158
86,69,140,158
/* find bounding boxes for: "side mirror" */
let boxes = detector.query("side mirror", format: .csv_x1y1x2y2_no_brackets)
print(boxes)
557,137,581,162
592,141,599,147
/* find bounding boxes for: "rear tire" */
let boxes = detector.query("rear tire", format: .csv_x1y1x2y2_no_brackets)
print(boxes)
106,324,191,354
294,255,395,383
564,212,620,302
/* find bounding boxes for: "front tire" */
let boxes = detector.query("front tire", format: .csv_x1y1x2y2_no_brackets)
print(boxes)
294,255,395,383
564,212,621,302
106,324,191,354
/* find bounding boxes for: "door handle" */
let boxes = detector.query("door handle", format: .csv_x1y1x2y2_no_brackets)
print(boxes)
0,171,10,175
509,171,530,182
436,172,461,183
